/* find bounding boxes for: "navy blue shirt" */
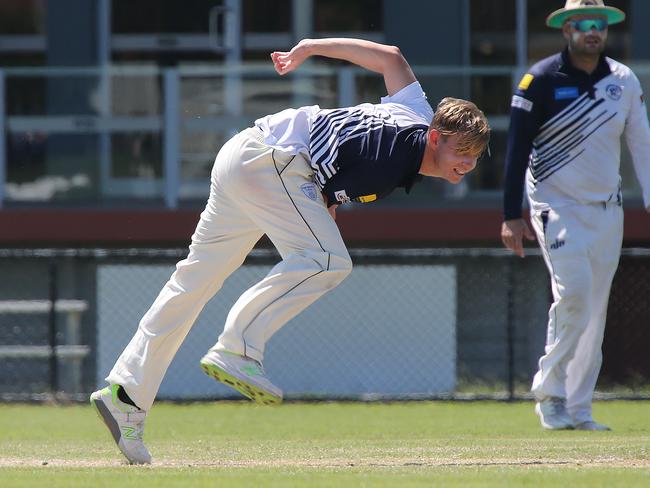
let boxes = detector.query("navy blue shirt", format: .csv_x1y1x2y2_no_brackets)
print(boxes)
503,48,614,219
309,106,428,205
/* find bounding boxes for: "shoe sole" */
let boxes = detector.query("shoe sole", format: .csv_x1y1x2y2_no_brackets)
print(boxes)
200,360,282,406
90,393,123,445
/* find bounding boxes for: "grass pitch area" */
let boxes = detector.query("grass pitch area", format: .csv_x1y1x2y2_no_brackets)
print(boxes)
1,401,649,487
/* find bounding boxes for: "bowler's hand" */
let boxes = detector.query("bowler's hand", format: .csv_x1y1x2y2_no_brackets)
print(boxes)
501,218,535,258
271,40,310,75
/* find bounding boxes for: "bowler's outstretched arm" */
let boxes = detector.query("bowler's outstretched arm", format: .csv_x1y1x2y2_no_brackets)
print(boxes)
271,38,417,96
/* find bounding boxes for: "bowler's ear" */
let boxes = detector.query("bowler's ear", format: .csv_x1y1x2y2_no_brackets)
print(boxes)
561,22,572,41
428,129,440,148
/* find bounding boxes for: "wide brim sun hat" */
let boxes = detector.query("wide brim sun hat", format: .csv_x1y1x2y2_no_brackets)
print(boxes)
546,0,626,28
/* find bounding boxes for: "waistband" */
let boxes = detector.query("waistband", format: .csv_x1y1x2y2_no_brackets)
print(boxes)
602,188,623,208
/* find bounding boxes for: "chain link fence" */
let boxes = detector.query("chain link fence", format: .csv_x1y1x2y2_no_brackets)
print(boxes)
0,247,649,402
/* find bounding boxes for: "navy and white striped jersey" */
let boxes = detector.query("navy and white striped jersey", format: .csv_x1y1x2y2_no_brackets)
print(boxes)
255,81,433,206
503,48,650,219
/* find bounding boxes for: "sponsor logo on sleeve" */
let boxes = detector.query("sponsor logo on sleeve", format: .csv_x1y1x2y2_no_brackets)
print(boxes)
641,93,645,105
355,194,377,203
511,95,533,112
554,87,579,100
334,189,351,204
518,74,534,90
605,84,622,101
300,182,318,201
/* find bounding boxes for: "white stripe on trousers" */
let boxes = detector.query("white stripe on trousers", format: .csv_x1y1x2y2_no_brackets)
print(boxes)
530,202,622,423
107,128,352,410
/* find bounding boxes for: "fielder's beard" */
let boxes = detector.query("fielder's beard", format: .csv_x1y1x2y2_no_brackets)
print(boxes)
571,32,605,56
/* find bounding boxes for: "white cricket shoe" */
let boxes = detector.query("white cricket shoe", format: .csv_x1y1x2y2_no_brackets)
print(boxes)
200,350,283,405
90,384,151,464
535,397,575,430
575,420,611,431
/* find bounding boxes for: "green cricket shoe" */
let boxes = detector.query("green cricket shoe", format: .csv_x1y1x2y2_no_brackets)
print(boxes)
90,384,152,464
200,350,283,405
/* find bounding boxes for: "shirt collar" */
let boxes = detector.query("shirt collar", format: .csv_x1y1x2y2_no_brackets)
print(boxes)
560,47,611,78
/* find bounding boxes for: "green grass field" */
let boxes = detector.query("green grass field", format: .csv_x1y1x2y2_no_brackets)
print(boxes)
1,401,649,487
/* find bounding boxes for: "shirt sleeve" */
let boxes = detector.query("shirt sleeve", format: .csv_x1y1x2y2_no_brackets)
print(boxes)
381,81,434,123
503,72,545,220
322,169,373,207
624,72,650,211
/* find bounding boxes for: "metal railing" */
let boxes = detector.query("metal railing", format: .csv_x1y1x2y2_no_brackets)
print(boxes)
0,64,519,208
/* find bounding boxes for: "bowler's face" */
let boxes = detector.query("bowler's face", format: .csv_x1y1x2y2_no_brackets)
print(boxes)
563,14,608,55
432,133,478,184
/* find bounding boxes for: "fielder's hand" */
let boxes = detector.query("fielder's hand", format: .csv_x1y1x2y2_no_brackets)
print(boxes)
501,218,535,258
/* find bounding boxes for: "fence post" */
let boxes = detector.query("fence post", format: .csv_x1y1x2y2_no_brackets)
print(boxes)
505,257,516,401
48,262,59,393
0,69,5,209
163,68,180,209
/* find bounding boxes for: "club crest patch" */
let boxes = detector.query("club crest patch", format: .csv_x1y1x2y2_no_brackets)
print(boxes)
300,182,318,201
606,84,622,101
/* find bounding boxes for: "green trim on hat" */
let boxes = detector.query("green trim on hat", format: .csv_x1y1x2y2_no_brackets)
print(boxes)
546,7,625,28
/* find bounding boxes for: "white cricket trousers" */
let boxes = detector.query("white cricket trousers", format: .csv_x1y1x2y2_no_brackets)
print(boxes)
107,128,352,410
530,202,623,423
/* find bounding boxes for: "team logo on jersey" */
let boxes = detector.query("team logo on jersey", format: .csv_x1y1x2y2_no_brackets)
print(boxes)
605,84,622,101
300,182,318,201
334,189,351,204
554,87,579,100
550,238,565,250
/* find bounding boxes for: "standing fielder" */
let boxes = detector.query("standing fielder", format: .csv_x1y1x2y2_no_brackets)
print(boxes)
501,0,650,430
91,38,490,464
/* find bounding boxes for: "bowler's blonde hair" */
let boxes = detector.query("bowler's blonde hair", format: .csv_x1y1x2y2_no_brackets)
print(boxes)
430,97,490,156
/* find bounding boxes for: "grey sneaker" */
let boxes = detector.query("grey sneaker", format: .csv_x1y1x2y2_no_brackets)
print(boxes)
575,420,611,431
200,350,282,405
90,384,151,464
535,397,575,430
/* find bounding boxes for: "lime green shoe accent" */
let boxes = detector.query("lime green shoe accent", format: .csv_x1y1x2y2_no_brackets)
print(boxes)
110,384,130,413
90,386,111,416
121,426,138,440
240,363,263,377
200,360,282,406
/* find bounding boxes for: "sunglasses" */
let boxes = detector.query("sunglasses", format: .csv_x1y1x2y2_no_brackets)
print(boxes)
568,19,608,32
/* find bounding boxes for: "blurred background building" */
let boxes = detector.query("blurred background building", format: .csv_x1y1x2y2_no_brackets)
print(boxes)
0,1,649,400
0,0,648,247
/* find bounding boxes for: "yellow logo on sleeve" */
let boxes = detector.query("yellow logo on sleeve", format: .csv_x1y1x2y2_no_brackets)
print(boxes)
356,194,377,203
518,74,534,90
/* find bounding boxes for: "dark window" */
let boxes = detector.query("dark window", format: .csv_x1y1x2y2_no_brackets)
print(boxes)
0,0,46,35
242,0,291,32
112,0,223,34
470,0,516,65
314,0,383,32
